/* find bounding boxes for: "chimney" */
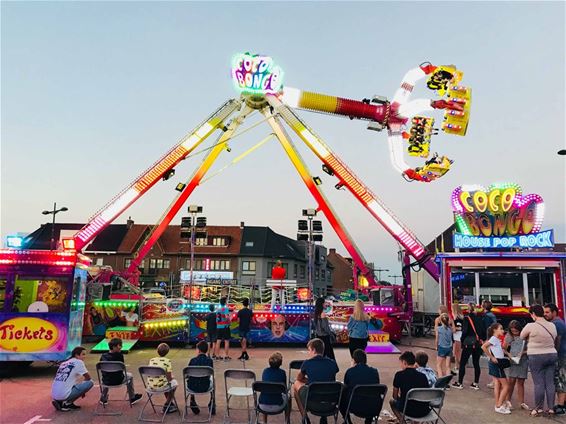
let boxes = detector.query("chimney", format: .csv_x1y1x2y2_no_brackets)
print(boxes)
127,216,134,229
240,221,245,229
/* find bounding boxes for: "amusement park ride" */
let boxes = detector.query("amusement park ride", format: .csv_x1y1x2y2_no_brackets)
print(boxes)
0,53,473,360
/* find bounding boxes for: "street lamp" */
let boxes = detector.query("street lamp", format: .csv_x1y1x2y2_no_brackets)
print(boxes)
388,274,403,285
297,208,322,298
180,205,206,305
42,202,68,250
373,268,389,281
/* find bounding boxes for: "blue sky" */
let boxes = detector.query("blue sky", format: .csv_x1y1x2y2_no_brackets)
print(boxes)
2,1,564,275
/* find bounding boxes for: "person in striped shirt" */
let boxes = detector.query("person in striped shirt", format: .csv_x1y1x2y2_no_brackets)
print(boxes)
214,297,232,361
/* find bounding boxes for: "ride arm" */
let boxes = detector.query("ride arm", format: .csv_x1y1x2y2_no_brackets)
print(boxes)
126,102,251,275
262,109,377,287
73,99,241,251
267,95,439,281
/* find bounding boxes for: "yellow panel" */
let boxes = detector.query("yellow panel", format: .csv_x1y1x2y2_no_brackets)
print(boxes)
299,91,339,114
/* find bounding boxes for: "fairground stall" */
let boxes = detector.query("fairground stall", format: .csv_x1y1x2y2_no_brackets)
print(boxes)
0,249,90,362
412,182,564,326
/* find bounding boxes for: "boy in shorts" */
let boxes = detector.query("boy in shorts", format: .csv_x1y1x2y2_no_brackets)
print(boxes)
214,297,232,361
148,343,178,414
237,298,253,360
205,304,217,358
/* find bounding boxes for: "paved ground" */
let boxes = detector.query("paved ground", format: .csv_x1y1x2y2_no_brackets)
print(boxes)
0,337,563,424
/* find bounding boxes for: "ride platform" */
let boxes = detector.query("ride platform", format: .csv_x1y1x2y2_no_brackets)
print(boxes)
90,326,140,353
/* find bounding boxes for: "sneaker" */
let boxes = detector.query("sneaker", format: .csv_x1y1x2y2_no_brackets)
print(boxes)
190,398,200,415
163,404,178,414
244,352,250,360
451,382,463,389
52,400,63,411
495,406,511,415
237,353,244,360
223,356,232,362
63,403,80,410
129,393,143,405
470,383,480,390
505,400,513,410
486,381,494,389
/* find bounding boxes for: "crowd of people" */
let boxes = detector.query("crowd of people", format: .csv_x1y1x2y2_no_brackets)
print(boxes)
436,301,565,417
50,297,566,421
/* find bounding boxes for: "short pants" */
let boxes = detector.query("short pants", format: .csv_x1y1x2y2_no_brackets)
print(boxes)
437,346,452,358
488,361,506,379
239,329,251,341
217,327,231,341
207,332,217,343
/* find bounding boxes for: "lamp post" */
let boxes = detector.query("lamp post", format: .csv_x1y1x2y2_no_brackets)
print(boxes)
42,202,68,250
373,268,389,282
388,274,403,285
184,205,205,306
297,209,323,298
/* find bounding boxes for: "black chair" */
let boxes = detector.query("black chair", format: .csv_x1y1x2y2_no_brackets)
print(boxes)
303,382,344,424
95,361,131,416
182,366,215,423
343,384,387,424
434,375,453,389
252,381,290,424
400,388,446,424
288,360,304,388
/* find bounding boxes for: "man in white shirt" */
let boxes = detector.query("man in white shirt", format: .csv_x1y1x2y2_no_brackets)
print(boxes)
51,346,93,411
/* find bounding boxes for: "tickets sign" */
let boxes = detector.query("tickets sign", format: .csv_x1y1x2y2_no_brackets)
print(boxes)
0,317,60,352
231,53,283,95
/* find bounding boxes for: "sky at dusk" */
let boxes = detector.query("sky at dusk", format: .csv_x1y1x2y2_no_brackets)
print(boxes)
1,1,565,276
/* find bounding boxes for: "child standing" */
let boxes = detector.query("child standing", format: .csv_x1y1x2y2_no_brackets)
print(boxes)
148,343,178,414
504,320,529,411
436,313,453,377
205,304,217,358
237,298,253,361
451,303,464,375
482,323,512,415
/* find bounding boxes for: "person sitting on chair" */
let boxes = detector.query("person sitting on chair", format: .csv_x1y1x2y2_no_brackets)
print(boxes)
259,351,289,423
389,351,431,420
187,341,215,416
292,338,339,423
340,349,380,424
99,338,142,406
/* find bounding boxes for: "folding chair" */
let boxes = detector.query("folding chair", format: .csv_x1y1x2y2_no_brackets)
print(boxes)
224,369,256,423
95,361,131,416
302,382,343,424
400,388,446,424
343,384,387,424
252,381,290,424
433,375,453,389
182,366,215,423
138,366,181,423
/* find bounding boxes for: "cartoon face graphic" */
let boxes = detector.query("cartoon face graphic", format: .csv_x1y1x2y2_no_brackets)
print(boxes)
28,301,49,313
271,314,287,338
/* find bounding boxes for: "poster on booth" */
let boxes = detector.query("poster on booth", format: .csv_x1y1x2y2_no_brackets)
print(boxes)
0,313,68,360
451,183,554,249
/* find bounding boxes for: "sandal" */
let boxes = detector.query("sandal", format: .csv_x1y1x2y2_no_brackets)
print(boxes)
520,403,530,410
530,409,544,417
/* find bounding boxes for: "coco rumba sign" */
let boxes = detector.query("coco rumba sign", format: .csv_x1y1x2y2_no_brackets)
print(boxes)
451,183,553,249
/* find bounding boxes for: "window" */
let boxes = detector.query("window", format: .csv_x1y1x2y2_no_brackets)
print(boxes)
242,261,256,275
149,258,170,269
245,241,254,247
195,237,207,246
321,269,326,279
125,258,145,269
300,265,306,278
315,269,320,279
210,260,230,270
95,258,103,266
294,264,298,278
212,237,227,246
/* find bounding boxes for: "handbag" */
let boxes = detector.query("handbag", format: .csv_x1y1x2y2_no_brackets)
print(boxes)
462,316,480,348
497,358,511,369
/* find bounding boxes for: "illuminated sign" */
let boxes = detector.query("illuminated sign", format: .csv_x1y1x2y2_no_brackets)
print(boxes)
454,230,554,249
452,183,552,249
180,270,234,282
231,53,283,95
0,317,59,352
